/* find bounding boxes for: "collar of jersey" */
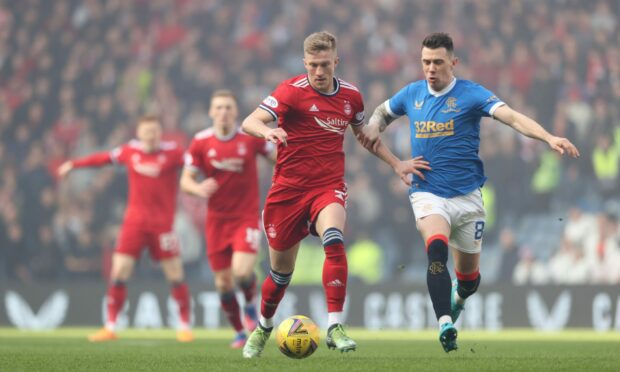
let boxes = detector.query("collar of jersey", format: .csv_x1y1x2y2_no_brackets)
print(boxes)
427,77,457,97
308,75,340,96
214,127,239,142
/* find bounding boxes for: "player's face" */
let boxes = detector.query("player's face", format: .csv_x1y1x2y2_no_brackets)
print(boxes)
421,47,458,91
304,49,339,93
136,120,162,151
209,96,238,131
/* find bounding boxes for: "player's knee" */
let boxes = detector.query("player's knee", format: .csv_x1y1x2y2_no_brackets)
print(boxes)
219,290,237,304
322,227,343,247
456,271,481,298
235,272,255,288
269,269,292,288
110,280,126,288
427,234,448,274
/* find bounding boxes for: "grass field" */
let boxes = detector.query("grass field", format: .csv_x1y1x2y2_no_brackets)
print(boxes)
1,328,619,371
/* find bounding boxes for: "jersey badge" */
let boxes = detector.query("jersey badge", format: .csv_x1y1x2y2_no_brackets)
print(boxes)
441,97,461,113
237,142,247,156
343,101,352,116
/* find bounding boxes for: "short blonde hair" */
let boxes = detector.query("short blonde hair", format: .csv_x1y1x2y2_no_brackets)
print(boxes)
138,115,160,125
303,31,337,55
211,89,237,102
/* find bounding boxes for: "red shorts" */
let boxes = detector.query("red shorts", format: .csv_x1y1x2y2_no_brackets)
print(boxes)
205,215,261,271
263,182,347,250
116,224,180,261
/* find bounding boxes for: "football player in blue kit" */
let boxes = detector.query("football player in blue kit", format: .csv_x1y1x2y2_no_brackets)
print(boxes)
359,32,579,352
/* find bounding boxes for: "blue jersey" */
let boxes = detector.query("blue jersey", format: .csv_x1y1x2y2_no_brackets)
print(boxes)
388,78,504,198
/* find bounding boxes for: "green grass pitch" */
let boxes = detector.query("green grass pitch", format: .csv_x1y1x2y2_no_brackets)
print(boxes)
0,328,618,371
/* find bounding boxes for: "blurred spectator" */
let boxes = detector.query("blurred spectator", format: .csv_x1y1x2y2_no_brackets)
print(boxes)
513,248,550,285
0,0,619,284
584,212,620,284
497,228,520,282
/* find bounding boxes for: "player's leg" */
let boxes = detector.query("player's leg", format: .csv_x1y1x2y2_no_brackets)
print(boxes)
314,200,356,352
450,250,481,322
89,252,135,342
212,266,247,348
154,230,193,342
232,251,259,332
244,184,306,358
448,190,485,324
160,256,193,342
243,243,300,358
417,214,458,352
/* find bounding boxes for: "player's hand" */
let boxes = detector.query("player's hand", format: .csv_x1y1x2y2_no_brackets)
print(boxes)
265,128,288,146
358,124,382,152
394,156,431,186
196,178,219,199
548,136,580,158
57,161,74,178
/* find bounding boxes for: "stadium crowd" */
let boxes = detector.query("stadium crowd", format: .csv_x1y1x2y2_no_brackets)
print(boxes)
0,0,619,285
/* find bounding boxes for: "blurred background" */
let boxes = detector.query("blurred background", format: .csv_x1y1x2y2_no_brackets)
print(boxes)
0,0,619,292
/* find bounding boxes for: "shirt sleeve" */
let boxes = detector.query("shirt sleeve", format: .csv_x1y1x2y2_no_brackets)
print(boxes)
72,151,114,168
350,91,366,126
387,84,410,117
183,139,204,174
258,81,294,122
473,84,505,117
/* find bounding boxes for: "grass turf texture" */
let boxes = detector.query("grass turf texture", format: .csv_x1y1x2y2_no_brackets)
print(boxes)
0,328,618,371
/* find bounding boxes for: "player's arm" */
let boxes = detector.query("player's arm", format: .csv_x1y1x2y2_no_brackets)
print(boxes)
57,152,114,178
241,108,288,146
179,167,218,199
351,124,431,186
358,100,399,152
493,105,580,158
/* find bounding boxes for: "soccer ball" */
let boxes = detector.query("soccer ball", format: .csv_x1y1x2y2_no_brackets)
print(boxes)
275,315,320,359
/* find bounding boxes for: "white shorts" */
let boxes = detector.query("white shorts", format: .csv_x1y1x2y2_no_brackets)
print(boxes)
409,189,486,254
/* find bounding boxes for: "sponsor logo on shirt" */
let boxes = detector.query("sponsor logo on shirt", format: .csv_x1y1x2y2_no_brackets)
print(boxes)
262,95,278,108
414,100,424,110
208,148,217,157
313,116,349,135
309,104,319,112
210,158,244,172
414,119,455,138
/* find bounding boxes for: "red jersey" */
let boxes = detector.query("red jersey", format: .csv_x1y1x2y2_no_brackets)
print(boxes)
185,128,273,218
72,140,184,230
259,74,365,189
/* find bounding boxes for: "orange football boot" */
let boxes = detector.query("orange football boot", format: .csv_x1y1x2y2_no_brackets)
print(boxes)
88,328,117,342
176,329,195,343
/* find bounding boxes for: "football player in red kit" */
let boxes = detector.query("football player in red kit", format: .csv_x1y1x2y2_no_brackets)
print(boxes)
180,90,276,348
58,116,193,342
241,31,366,358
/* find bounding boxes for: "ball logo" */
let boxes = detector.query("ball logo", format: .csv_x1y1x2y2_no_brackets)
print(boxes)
263,96,279,108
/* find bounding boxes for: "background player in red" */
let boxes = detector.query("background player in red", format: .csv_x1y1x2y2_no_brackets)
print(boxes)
57,116,193,343
240,31,367,358
180,90,276,348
